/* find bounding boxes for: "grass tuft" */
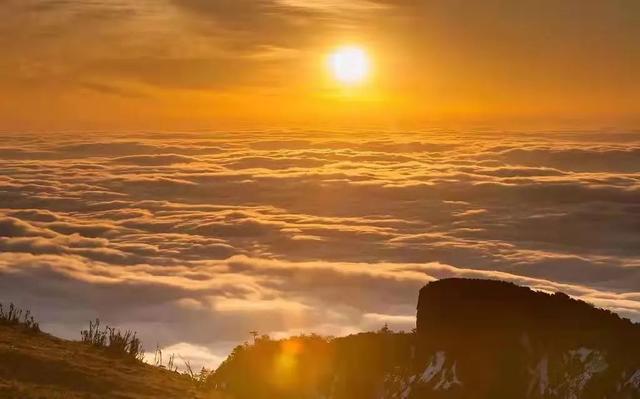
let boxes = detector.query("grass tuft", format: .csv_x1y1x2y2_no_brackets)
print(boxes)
80,319,144,361
0,303,40,333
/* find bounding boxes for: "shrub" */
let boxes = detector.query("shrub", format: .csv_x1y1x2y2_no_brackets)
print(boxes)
152,344,178,372
0,303,40,333
81,319,144,361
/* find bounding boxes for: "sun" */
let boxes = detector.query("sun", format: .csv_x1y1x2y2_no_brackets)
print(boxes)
328,45,371,85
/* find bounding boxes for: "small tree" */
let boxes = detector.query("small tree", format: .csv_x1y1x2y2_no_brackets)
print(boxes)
378,323,392,334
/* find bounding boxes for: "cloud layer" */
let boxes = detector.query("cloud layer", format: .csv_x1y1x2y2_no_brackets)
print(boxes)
1,130,639,366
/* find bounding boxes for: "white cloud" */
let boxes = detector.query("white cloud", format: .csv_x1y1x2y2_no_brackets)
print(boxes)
0,130,639,368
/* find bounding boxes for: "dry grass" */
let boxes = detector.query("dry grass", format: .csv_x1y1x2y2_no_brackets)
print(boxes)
81,319,144,361
0,303,40,333
0,324,223,399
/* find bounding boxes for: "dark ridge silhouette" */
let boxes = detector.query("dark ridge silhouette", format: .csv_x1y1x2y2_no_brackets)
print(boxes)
208,279,640,399
417,278,639,356
418,278,637,335
414,279,640,399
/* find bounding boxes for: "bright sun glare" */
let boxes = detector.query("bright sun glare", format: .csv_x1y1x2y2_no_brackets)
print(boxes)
329,46,371,85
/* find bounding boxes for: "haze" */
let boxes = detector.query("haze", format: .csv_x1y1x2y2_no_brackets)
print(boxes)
1,0,639,130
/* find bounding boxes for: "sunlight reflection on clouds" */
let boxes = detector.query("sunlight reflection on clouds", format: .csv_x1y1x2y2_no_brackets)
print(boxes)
0,130,639,368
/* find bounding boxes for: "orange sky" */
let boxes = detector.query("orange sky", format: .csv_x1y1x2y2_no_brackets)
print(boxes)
1,0,639,131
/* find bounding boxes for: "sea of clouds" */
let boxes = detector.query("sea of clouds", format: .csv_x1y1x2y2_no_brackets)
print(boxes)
1,129,639,366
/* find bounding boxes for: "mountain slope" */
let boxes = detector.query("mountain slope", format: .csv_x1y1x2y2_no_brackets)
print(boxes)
0,324,212,399
208,279,640,399
410,279,640,399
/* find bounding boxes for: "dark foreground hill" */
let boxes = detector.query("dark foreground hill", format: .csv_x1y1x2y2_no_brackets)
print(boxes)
1,279,639,398
208,279,640,399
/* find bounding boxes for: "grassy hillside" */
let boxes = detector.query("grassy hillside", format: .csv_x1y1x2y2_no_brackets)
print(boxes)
0,324,218,399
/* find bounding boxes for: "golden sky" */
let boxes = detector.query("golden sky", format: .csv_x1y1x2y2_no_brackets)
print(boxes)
1,0,639,130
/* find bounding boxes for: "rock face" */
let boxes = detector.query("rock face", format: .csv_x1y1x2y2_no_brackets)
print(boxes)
409,279,640,399
208,279,640,399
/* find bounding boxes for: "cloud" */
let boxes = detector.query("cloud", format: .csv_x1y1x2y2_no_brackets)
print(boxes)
487,147,640,173
362,313,416,332
148,342,227,370
0,130,639,367
110,154,201,166
0,217,57,238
